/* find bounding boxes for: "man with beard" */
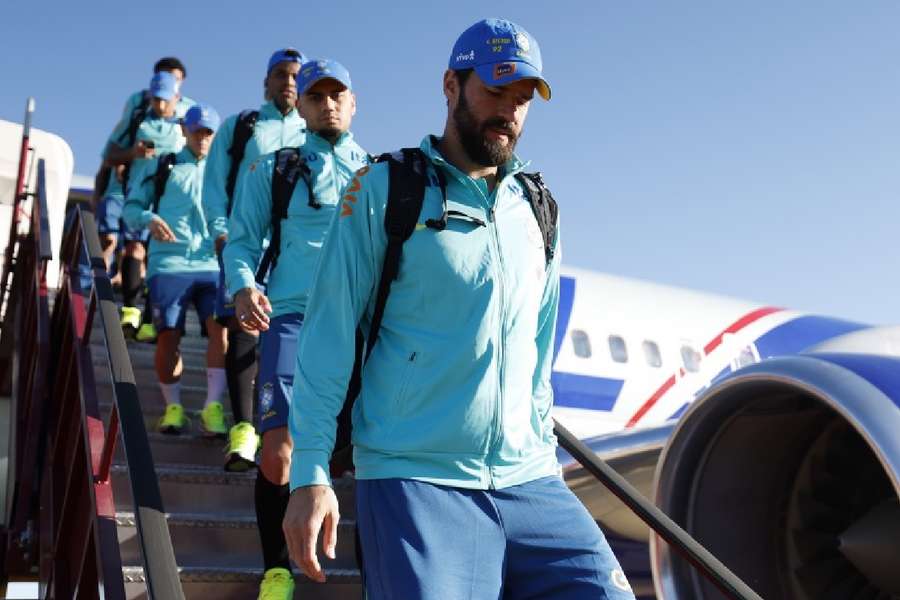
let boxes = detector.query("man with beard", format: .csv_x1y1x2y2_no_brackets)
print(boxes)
224,58,367,600
282,19,636,600
201,48,306,470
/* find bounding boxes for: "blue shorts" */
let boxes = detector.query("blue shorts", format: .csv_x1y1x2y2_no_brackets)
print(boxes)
257,313,303,433
356,476,636,600
96,194,146,242
148,272,218,334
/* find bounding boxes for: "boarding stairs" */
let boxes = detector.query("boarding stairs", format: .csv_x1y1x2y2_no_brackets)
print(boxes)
95,310,363,598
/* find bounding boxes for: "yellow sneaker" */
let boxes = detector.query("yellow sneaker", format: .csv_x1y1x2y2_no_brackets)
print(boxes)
200,401,228,438
258,567,295,600
157,403,188,435
224,422,259,472
135,322,157,343
120,306,141,337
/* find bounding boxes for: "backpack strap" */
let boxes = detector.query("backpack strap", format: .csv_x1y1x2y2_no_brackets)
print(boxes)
365,148,428,359
147,152,178,214
513,171,558,266
225,109,260,215
118,90,151,147
254,147,315,283
118,91,152,194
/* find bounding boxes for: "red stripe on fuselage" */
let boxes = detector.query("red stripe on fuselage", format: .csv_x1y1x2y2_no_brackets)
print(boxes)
625,306,783,428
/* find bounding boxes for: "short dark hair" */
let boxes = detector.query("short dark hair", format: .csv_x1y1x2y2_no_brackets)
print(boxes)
154,57,187,78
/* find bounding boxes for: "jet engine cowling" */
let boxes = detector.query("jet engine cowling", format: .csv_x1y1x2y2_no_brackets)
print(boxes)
651,353,900,600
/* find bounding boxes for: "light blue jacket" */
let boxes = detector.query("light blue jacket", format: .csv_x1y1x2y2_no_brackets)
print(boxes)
223,131,369,318
202,102,306,240
101,89,195,201
289,135,562,492
123,147,218,277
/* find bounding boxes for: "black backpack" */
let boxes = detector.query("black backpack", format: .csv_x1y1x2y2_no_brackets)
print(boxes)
144,152,178,214
117,90,152,195
254,147,318,284
224,109,260,216
329,146,559,475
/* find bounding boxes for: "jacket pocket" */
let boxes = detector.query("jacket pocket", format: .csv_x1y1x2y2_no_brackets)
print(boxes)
394,351,418,410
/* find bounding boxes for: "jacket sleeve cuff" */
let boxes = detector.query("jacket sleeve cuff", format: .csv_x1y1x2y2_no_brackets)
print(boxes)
209,218,228,238
289,450,333,491
230,270,258,297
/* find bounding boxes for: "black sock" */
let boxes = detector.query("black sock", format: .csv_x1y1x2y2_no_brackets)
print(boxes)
121,256,143,307
226,328,257,424
255,471,291,571
141,286,153,326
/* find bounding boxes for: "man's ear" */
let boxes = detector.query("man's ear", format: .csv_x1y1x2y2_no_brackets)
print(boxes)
349,92,357,117
443,69,459,106
263,76,271,100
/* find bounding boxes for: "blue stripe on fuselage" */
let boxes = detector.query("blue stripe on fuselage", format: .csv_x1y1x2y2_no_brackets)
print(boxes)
552,275,624,411
552,372,623,411
754,315,868,358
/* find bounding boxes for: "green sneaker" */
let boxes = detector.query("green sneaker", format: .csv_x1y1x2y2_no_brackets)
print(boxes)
200,402,228,438
225,422,259,472
258,567,295,600
120,306,141,337
135,322,157,343
157,403,188,435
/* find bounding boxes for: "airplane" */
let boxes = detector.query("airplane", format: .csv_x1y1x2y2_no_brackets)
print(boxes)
2,116,898,599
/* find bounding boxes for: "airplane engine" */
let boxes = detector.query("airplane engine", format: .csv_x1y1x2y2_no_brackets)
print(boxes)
651,353,900,600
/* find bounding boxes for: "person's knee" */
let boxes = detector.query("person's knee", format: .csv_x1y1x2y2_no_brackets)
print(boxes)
100,234,117,253
260,429,292,483
125,241,145,260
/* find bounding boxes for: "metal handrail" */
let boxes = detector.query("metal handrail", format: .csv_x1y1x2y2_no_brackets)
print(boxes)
0,150,184,596
553,419,764,600
56,205,185,600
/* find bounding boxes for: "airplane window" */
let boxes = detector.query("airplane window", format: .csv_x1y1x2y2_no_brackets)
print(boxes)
608,335,628,363
681,345,702,373
571,329,592,358
643,340,662,368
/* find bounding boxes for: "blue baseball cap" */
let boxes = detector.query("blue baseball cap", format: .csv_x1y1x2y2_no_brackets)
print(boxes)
267,47,306,74
297,59,353,94
149,71,180,101
448,18,551,101
183,103,221,133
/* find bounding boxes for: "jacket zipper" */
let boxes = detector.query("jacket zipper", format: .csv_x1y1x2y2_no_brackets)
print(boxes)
486,195,508,489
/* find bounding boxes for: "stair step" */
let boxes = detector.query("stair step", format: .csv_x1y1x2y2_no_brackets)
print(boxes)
111,464,357,519
122,565,361,600
112,431,235,467
97,380,223,413
93,360,210,390
117,512,358,569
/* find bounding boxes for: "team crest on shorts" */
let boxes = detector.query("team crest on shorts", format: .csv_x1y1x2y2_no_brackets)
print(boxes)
260,382,274,414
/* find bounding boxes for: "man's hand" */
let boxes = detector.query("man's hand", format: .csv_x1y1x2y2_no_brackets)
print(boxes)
283,485,340,583
215,234,227,257
234,287,272,331
132,140,156,160
148,216,176,242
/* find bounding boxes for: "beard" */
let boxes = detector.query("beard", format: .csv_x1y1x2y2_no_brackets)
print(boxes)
453,92,518,167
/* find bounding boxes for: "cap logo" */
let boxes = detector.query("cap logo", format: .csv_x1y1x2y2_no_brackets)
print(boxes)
515,32,530,53
493,62,516,79
455,50,475,62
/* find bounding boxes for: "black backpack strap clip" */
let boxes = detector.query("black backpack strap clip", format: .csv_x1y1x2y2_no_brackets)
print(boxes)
513,171,559,265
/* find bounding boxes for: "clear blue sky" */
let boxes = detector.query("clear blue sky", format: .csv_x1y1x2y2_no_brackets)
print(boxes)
2,1,898,324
